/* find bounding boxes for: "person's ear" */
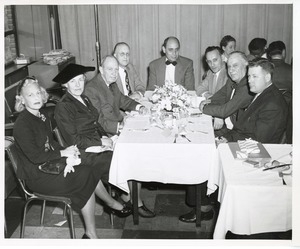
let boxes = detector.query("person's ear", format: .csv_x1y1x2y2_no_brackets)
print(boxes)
265,72,271,82
20,96,25,105
162,46,166,54
99,66,104,75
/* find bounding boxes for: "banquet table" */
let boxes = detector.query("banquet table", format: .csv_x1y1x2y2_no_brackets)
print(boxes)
109,92,218,226
207,143,293,239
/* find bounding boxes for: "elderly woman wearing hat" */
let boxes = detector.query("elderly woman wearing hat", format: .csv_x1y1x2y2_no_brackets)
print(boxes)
13,75,131,239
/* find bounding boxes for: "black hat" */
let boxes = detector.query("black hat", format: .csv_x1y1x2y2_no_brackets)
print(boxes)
52,63,95,84
267,41,286,57
248,38,267,56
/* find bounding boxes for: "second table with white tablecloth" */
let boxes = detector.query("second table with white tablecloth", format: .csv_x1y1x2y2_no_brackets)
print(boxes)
207,143,292,239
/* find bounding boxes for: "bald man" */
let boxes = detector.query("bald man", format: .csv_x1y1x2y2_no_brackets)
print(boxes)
147,36,195,91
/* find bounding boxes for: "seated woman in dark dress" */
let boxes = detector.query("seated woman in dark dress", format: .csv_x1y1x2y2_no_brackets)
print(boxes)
13,77,131,239
54,63,155,218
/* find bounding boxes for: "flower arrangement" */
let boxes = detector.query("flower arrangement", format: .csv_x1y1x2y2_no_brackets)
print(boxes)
150,81,191,114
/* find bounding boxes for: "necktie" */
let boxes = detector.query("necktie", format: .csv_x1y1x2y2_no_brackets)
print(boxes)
109,83,115,95
165,60,177,66
211,73,217,94
124,70,132,95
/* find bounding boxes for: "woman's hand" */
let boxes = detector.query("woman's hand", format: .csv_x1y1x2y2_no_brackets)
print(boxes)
60,145,80,158
101,137,113,148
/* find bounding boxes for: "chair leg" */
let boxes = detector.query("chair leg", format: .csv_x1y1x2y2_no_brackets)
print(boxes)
21,199,33,238
67,204,76,239
63,204,67,217
108,185,114,226
40,200,46,225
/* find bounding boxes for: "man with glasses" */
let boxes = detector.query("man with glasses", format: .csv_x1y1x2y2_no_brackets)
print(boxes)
113,42,146,101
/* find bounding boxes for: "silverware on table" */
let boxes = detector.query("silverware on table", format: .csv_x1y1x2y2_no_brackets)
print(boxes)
180,134,191,142
262,164,292,171
173,134,178,143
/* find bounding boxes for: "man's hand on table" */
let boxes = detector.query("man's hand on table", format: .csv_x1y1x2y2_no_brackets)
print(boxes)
199,99,211,112
138,106,149,115
213,117,224,130
215,136,228,146
129,91,143,101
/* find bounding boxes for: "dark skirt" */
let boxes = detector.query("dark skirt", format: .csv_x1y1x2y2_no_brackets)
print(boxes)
26,151,112,210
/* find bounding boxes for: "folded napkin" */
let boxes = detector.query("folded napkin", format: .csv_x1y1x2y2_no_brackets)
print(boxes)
238,139,260,154
85,146,113,153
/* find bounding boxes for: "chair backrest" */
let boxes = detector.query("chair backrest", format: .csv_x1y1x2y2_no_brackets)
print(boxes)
53,127,67,148
5,141,34,197
5,81,21,123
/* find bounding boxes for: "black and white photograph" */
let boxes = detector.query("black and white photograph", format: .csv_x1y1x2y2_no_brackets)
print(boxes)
2,0,299,248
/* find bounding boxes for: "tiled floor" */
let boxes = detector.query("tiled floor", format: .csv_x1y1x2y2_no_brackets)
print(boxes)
5,185,218,239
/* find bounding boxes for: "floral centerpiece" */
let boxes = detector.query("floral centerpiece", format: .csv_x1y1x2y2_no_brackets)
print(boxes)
150,81,191,115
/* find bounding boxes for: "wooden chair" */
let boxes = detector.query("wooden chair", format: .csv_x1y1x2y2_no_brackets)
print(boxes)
5,141,76,238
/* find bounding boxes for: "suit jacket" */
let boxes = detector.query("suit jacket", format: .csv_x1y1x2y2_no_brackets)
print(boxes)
54,91,108,149
84,73,139,135
223,84,288,143
116,63,146,95
271,59,292,91
196,65,228,97
203,76,254,124
13,109,62,180
147,55,195,90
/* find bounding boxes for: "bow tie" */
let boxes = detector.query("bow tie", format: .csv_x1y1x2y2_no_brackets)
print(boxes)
165,60,177,66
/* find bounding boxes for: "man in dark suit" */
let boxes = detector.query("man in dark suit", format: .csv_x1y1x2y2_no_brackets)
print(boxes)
200,51,254,136
113,42,146,100
84,55,146,135
267,41,292,91
267,41,292,143
179,52,253,223
84,55,155,218
219,58,288,143
147,36,195,91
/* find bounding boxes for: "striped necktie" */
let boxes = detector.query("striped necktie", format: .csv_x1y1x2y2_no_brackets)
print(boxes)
124,69,132,95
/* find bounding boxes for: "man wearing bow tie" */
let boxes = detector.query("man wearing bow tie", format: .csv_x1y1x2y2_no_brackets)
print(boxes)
147,36,195,90
199,51,254,136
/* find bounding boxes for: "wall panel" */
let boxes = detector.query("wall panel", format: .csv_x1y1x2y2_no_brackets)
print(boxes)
57,4,293,88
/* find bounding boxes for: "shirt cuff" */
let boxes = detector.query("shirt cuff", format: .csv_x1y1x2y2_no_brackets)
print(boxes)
135,104,142,111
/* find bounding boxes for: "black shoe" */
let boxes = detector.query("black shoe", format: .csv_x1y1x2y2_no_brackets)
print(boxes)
82,234,90,239
138,202,156,218
110,204,132,218
179,209,214,223
118,198,133,209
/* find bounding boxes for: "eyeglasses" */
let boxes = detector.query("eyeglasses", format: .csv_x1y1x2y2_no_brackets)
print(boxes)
17,76,38,95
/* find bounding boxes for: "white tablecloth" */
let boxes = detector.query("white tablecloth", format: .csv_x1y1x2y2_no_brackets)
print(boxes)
208,143,293,239
109,110,217,193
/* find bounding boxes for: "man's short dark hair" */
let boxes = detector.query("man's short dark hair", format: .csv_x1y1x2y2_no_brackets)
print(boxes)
248,58,275,77
205,46,223,58
220,35,236,48
113,42,130,54
162,36,180,49
248,38,267,57
267,41,286,57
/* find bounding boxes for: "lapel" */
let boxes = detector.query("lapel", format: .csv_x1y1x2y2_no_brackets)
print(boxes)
157,56,167,84
97,74,116,107
175,56,183,84
65,92,89,113
243,84,274,115
116,72,125,94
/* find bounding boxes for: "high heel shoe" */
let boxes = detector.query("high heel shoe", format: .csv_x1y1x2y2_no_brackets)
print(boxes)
109,204,132,217
82,233,90,239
